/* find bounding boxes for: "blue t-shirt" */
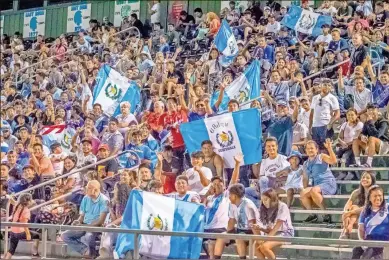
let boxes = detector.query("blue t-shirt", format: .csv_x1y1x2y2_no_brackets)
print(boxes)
263,45,275,64
328,38,348,52
159,43,170,54
126,143,152,162
267,116,293,156
80,193,109,224
359,204,389,241
303,154,335,185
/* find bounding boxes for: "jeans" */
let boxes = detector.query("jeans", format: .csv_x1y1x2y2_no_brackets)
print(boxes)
225,165,251,188
61,230,100,257
244,187,260,208
8,231,40,255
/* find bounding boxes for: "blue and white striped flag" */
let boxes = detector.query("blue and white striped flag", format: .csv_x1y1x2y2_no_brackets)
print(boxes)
211,59,261,112
180,108,262,168
93,65,140,116
281,6,332,37
215,19,239,67
114,190,205,259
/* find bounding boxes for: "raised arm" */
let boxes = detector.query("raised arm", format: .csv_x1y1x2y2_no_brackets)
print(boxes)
229,153,243,186
321,139,338,165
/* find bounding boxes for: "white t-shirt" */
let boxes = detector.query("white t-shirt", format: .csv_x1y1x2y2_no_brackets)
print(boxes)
311,93,340,127
314,34,333,50
293,122,308,143
228,197,259,230
50,152,67,176
340,121,364,143
205,191,230,230
166,191,200,203
266,22,281,34
344,85,372,113
260,154,290,178
298,108,311,129
185,167,213,194
151,3,161,24
258,202,294,235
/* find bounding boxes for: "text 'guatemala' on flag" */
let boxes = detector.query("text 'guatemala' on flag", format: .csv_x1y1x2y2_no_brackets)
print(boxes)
114,190,205,259
180,108,262,168
215,19,239,67
211,59,261,112
281,6,332,37
93,64,141,116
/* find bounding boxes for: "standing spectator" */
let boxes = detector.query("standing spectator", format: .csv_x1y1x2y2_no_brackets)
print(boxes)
149,0,161,26
130,13,145,38
29,143,54,177
350,34,368,73
201,140,224,177
4,193,40,259
309,79,340,150
183,151,212,194
101,117,124,156
116,101,138,135
61,180,109,259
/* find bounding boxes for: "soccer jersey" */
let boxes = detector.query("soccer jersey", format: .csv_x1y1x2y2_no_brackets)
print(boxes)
205,191,230,229
228,197,259,231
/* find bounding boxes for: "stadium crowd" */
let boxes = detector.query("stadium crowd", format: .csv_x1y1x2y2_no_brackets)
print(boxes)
1,0,389,259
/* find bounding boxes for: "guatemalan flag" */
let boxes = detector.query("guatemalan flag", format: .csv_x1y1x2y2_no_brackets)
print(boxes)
40,124,76,152
281,6,332,37
114,190,205,259
215,19,239,67
180,108,262,168
211,59,261,112
93,65,141,116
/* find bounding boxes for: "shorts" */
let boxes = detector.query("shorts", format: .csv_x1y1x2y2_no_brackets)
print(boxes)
204,228,227,241
317,178,337,195
379,140,389,155
276,229,294,238
226,229,253,246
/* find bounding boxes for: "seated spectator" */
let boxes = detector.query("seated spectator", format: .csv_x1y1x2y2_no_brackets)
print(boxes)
101,117,124,156
276,151,304,208
300,140,337,223
61,180,109,259
340,171,376,239
352,103,389,167
336,109,363,181
165,175,200,203
352,185,389,259
203,153,242,259
252,189,294,259
213,183,259,259
201,140,224,178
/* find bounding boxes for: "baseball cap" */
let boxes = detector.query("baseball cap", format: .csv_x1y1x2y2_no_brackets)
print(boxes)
277,100,288,107
98,144,110,151
50,142,61,151
287,150,302,160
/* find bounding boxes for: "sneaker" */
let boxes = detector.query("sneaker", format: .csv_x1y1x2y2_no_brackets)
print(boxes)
304,214,318,223
361,163,371,168
323,214,332,223
349,164,360,167
336,172,347,180
339,232,350,240
344,172,355,181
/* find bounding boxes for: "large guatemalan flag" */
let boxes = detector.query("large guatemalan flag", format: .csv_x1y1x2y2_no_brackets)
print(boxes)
180,108,262,168
114,190,205,259
215,19,239,67
282,6,332,37
93,65,141,116
211,59,261,112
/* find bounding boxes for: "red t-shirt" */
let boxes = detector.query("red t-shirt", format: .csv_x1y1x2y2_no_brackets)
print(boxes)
145,112,164,132
159,109,188,149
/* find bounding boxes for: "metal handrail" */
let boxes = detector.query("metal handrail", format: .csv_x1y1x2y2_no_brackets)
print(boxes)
1,222,389,259
12,150,134,197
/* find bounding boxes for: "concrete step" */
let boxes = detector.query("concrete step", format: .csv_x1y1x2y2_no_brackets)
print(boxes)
280,195,389,208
